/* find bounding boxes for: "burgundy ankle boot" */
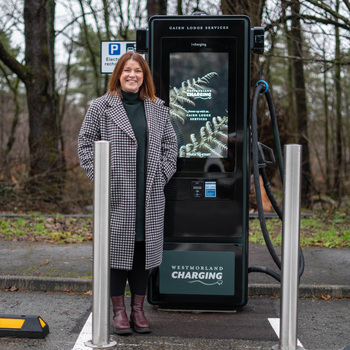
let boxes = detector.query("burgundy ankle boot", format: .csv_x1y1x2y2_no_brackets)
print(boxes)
111,295,132,335
130,294,151,333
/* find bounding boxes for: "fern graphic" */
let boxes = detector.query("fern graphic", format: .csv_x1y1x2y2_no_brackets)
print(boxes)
170,71,229,158
169,72,218,124
179,116,228,158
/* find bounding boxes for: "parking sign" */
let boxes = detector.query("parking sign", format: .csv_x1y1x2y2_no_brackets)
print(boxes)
100,41,144,74
109,43,120,55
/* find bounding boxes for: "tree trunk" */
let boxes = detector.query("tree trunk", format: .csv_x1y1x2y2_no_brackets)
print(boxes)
290,0,312,207
102,0,111,40
333,0,342,203
78,0,101,97
0,66,20,160
220,0,265,26
282,0,296,137
177,0,183,15
147,0,157,18
158,0,167,15
147,0,167,18
220,0,265,88
24,0,63,191
323,59,330,193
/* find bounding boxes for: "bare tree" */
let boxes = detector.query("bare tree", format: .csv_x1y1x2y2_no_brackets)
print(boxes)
289,0,313,206
78,0,101,97
177,0,183,15
147,0,167,18
0,64,20,160
333,0,343,202
220,0,266,87
323,51,331,193
0,0,64,193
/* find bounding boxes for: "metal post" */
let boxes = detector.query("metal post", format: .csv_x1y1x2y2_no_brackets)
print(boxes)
85,141,117,349
273,144,304,350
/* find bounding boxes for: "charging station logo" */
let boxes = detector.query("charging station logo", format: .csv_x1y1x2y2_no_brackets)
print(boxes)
186,89,212,100
109,43,120,55
171,265,224,286
160,251,235,295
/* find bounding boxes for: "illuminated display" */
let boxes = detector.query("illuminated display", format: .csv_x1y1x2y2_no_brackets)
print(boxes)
169,52,229,159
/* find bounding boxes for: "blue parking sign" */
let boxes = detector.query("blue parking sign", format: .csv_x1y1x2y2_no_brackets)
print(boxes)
109,43,120,55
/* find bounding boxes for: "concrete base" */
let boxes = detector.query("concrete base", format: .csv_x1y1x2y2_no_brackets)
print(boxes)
84,340,117,348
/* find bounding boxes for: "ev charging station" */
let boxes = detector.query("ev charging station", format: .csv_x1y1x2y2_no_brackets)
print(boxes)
137,15,264,310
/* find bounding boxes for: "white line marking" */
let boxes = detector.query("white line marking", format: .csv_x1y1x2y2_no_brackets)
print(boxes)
72,313,93,350
74,314,305,349
268,318,304,348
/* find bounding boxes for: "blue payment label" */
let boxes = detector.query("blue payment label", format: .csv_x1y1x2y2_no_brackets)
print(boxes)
205,182,216,197
109,43,120,55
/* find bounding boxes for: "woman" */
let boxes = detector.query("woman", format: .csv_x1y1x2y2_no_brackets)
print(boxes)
78,52,178,335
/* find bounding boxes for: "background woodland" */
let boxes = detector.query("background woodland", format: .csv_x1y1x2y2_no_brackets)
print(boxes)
0,0,350,213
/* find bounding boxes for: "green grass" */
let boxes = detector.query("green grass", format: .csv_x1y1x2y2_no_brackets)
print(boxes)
0,215,93,243
1,209,350,248
249,209,350,248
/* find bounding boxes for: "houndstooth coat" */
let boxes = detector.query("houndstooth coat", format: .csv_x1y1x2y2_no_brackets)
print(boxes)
78,93,178,270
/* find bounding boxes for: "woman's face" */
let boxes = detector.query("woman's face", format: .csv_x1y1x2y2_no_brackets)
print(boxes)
120,59,144,94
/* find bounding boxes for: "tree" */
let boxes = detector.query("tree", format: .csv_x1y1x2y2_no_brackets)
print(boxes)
299,0,350,202
333,0,343,202
78,0,102,97
147,0,167,18
290,0,313,206
221,0,266,86
177,0,183,15
0,0,64,193
0,31,22,161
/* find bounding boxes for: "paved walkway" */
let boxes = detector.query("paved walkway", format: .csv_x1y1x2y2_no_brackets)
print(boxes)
1,240,349,297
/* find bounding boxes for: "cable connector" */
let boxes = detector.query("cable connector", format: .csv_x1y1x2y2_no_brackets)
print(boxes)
257,142,275,167
256,80,269,94
250,141,276,169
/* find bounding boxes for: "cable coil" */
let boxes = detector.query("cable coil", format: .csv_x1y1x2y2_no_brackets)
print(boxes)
249,81,305,282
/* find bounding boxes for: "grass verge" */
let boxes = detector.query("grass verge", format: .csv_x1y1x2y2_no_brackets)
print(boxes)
0,215,92,244
249,209,350,248
1,208,349,248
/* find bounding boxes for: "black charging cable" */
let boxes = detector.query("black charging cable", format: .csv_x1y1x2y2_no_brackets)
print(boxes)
248,80,305,282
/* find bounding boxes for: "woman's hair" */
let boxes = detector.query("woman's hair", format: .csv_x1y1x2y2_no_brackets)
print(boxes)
108,52,157,102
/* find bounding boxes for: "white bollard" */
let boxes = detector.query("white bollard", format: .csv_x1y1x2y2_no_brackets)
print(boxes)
273,144,304,350
85,141,117,348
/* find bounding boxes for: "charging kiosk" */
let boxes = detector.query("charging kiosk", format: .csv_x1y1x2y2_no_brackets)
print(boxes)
137,15,261,310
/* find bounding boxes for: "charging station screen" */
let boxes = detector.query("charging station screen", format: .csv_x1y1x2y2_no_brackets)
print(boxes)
169,51,229,158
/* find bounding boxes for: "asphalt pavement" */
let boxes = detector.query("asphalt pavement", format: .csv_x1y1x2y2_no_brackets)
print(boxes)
0,240,349,349
1,240,349,297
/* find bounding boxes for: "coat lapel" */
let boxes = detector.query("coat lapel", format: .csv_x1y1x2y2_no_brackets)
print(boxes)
144,99,169,205
105,94,136,141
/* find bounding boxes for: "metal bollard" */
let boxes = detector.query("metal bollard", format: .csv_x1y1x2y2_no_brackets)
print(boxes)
273,144,304,350
85,141,117,348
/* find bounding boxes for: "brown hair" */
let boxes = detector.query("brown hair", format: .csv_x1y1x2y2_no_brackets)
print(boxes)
108,52,157,102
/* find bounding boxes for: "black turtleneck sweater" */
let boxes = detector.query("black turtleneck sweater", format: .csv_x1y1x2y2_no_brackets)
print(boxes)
121,90,147,242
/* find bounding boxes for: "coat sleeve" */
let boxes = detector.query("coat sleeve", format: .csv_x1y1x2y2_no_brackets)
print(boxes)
160,114,178,184
78,99,103,182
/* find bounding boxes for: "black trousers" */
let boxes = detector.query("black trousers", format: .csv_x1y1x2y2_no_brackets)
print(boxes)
110,241,150,297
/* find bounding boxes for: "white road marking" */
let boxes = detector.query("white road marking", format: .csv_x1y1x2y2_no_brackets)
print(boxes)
74,314,305,349
268,318,304,348
72,313,93,350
